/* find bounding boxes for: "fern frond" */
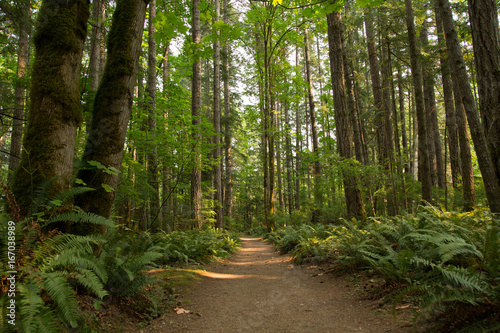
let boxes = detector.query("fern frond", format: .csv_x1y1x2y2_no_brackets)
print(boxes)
70,268,108,299
47,187,95,209
46,212,115,228
29,177,58,216
41,271,79,328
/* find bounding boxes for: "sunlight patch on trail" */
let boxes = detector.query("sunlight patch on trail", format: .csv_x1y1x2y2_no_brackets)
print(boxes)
181,269,279,280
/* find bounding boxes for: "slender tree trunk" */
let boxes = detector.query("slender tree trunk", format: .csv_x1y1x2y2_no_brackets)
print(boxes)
304,27,321,221
191,0,203,227
213,0,223,228
76,0,147,225
147,0,161,231
223,0,232,220
327,10,365,219
364,12,385,165
421,20,446,190
12,0,90,215
435,7,461,189
8,5,29,184
404,0,433,204
295,45,301,211
437,0,500,212
398,68,410,175
162,43,171,228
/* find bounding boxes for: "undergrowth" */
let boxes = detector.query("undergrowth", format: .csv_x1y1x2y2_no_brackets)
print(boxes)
265,206,500,332
0,182,240,332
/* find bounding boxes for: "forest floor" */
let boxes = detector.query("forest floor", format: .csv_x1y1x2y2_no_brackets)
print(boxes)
140,237,418,333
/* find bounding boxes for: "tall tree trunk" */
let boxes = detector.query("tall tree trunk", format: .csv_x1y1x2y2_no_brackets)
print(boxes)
327,10,366,219
435,7,461,189
364,12,385,166
467,0,500,196
8,4,29,185
436,0,500,212
284,89,293,215
223,0,232,220
421,19,446,190
404,0,433,204
295,45,301,211
213,0,223,228
191,0,203,227
162,43,171,228
398,68,410,175
76,0,148,226
304,27,321,222
89,0,105,92
381,38,397,215
12,0,90,215
147,0,161,231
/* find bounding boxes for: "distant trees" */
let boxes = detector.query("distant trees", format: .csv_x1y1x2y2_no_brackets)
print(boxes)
3,0,500,232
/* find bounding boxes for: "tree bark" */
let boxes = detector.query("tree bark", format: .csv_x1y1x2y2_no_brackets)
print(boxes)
223,0,232,220
213,0,223,228
76,0,148,225
467,0,500,196
437,0,500,212
12,0,90,215
147,0,161,231
435,6,461,189
327,10,366,219
404,0,433,204
191,0,203,227
304,27,321,221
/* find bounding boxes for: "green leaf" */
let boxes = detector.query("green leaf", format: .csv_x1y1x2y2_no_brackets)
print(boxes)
102,184,114,193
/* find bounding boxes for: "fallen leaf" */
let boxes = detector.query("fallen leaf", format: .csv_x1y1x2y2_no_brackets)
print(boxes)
174,307,191,314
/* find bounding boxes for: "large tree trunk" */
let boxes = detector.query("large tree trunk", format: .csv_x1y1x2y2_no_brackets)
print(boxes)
467,0,500,195
436,0,500,212
191,0,203,227
404,0,433,204
12,0,89,215
75,0,148,225
213,0,223,229
327,10,366,219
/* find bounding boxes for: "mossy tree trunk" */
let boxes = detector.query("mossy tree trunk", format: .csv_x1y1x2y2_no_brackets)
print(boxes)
75,0,148,228
12,0,89,215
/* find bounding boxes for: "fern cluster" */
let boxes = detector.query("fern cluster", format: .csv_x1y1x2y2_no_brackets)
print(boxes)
266,206,500,330
154,228,241,264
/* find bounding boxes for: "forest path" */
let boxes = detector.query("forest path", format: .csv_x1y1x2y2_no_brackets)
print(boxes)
143,237,410,333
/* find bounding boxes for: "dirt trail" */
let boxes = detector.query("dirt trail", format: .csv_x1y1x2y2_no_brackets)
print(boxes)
143,237,411,332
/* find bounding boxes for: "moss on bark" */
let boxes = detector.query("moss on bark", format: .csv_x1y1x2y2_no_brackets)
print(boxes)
11,0,89,215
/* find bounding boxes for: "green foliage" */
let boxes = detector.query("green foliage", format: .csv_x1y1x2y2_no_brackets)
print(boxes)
154,229,241,264
265,207,500,330
0,182,110,332
96,229,163,298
